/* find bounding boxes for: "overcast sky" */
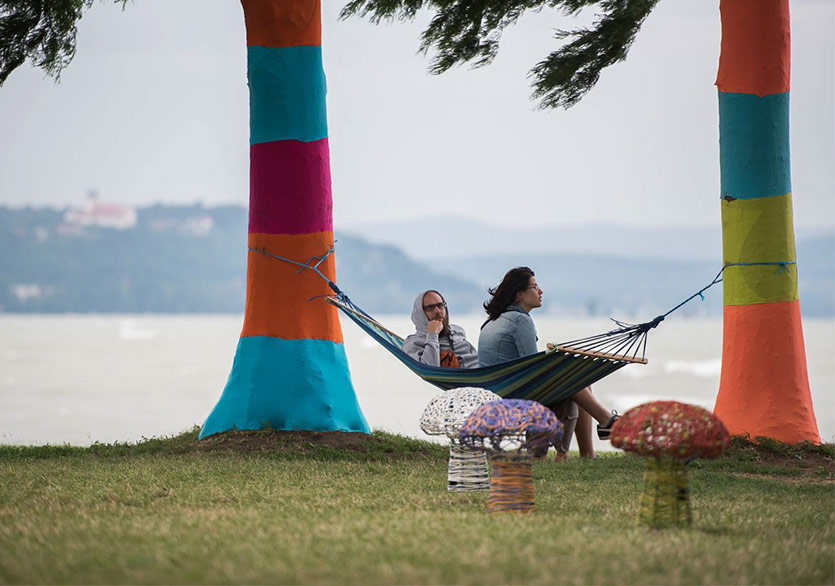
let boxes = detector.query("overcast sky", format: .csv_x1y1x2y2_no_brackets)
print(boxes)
0,0,832,231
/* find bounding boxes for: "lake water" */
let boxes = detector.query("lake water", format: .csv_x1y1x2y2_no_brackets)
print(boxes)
1,315,832,449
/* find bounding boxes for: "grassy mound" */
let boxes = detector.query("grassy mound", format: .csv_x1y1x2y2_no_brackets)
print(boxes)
196,428,448,460
702,435,834,479
0,430,832,584
1,428,830,473
0,427,447,461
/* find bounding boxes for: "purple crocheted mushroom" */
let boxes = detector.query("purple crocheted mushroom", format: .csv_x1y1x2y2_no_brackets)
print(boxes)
458,399,562,514
611,400,731,528
458,399,563,454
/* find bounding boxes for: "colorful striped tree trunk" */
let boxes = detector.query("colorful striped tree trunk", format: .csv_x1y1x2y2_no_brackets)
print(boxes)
199,0,369,438
713,0,819,443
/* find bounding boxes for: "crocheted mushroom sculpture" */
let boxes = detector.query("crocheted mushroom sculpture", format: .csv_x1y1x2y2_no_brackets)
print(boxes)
420,387,502,492
459,399,562,514
611,400,730,528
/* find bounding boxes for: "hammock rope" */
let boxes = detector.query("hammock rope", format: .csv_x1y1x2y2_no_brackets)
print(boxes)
248,244,344,296
558,260,796,360
247,245,797,406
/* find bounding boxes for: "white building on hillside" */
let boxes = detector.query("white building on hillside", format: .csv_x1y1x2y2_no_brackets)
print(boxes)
63,191,137,230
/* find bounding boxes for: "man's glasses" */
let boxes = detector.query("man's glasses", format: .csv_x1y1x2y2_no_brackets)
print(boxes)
423,301,447,312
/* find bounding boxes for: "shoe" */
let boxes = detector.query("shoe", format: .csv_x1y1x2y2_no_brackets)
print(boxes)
531,446,549,460
597,411,620,440
554,452,569,463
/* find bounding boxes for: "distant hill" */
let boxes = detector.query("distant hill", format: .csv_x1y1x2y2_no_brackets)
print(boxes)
350,216,726,261
355,216,834,318
0,205,481,314
435,236,835,318
1,204,248,313
332,235,483,314
351,215,834,264
437,252,721,319
1,205,832,316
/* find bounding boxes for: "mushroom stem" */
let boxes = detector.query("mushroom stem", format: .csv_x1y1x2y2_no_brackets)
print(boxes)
638,457,692,528
487,453,535,514
448,439,490,492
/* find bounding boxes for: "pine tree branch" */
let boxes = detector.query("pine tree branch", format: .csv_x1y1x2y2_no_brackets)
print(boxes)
530,0,660,108
340,0,660,109
0,0,129,86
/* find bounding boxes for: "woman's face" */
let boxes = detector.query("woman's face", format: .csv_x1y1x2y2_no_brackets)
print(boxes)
516,276,543,311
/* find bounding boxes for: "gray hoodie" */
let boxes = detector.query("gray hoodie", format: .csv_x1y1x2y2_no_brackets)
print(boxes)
402,291,479,369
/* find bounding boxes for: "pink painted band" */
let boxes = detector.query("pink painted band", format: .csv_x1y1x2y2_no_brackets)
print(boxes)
248,138,333,235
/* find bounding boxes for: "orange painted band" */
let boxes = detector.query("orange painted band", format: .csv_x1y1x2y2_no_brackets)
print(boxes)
716,0,790,96
242,0,322,48
714,301,819,444
240,231,343,342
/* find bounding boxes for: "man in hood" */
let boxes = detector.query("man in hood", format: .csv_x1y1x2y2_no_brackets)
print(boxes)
403,290,478,368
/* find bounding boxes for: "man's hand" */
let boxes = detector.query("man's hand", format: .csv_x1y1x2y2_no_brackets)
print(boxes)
427,319,443,334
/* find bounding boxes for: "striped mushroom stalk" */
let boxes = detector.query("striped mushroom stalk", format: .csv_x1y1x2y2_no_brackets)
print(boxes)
611,401,731,528
459,399,562,514
420,387,501,492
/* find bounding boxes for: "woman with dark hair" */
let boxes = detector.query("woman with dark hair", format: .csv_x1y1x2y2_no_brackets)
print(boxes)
478,267,619,459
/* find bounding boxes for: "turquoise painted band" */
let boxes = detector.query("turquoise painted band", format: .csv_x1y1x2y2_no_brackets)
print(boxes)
719,91,790,200
199,336,369,438
248,45,328,145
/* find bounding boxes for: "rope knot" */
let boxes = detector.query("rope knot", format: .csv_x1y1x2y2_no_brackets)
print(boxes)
638,315,665,333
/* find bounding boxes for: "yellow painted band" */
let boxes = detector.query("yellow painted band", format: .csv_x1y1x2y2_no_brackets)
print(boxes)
721,192,798,305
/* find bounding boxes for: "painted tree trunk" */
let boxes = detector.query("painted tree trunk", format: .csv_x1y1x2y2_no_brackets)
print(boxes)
199,0,369,438
713,0,819,443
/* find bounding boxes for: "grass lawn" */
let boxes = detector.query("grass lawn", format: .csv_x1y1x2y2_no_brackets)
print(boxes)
0,429,832,585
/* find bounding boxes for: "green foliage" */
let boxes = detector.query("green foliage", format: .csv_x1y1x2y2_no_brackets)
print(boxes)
340,0,660,109
0,0,126,86
531,0,660,108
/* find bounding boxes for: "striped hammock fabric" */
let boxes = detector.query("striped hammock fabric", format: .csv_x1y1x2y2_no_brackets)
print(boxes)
328,296,648,410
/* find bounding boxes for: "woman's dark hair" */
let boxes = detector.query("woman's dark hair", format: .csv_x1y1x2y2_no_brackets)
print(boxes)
482,266,535,324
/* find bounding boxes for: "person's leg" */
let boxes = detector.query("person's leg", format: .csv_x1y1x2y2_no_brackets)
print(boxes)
551,400,578,461
570,387,611,423
572,386,619,440
574,406,596,458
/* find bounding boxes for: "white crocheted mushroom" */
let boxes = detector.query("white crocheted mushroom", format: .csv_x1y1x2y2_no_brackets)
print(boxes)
420,387,502,438
419,387,501,492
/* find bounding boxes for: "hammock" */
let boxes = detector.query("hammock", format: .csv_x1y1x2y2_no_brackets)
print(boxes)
250,243,794,410
327,295,650,409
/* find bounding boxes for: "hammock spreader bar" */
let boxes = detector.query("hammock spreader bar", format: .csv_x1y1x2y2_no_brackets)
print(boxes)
248,245,797,405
